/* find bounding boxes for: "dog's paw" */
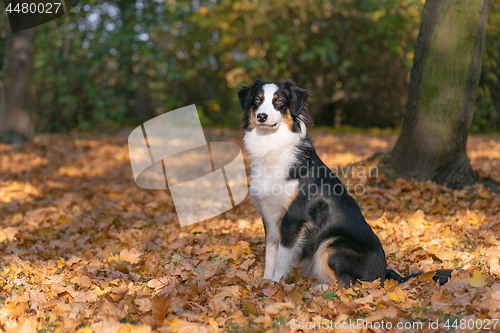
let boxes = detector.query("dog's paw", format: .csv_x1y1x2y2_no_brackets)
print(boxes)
312,283,330,292
271,272,284,282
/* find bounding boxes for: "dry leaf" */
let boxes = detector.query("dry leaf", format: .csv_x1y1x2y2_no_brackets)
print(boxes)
120,249,142,264
151,293,171,327
254,315,273,328
134,298,152,313
71,275,92,288
263,301,294,315
98,299,127,320
109,283,129,301
468,270,487,287
91,318,123,333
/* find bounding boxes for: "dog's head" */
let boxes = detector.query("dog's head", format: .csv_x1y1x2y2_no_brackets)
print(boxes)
238,79,312,133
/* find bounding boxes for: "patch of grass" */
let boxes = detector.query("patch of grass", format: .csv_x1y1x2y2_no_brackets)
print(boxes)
120,314,136,324
272,316,287,329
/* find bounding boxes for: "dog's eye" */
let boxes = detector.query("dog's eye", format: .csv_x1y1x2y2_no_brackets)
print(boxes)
254,97,261,103
276,99,283,105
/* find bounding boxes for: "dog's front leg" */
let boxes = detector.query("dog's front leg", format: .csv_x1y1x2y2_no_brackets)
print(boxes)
262,217,280,280
263,241,278,280
271,214,305,282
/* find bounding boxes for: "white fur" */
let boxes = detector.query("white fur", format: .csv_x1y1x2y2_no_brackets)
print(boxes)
272,245,295,281
272,233,307,281
263,242,278,279
257,84,282,127
244,91,308,281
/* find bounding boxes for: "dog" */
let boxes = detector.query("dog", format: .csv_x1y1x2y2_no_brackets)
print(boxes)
238,79,451,287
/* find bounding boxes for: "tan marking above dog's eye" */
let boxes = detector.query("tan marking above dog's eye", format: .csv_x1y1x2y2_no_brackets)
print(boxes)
273,94,278,99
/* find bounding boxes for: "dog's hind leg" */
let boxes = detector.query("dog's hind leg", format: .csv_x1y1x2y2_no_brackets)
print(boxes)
325,236,386,288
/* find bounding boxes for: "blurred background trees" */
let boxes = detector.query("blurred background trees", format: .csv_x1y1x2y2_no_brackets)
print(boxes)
0,0,498,133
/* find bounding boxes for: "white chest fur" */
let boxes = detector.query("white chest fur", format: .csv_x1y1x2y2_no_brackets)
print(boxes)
244,125,303,243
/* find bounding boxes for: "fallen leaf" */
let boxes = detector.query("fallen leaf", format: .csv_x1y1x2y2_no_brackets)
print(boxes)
91,318,123,333
109,283,129,301
468,270,487,287
120,249,142,264
151,293,171,327
71,275,92,288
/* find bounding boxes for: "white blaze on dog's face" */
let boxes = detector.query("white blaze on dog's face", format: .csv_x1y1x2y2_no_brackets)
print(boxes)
254,83,281,129
238,79,310,135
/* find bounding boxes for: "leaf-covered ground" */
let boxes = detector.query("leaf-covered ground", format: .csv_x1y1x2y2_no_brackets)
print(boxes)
1,130,500,333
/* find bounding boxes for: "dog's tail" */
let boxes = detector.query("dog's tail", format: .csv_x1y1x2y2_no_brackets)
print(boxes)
386,269,452,285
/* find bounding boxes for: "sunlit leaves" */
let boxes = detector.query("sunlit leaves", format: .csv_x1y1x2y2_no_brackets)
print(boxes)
0,131,500,331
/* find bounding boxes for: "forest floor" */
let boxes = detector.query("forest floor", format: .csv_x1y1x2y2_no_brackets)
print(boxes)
1,129,500,333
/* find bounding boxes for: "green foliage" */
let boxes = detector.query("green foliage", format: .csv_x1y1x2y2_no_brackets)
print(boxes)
0,0,498,132
473,0,500,133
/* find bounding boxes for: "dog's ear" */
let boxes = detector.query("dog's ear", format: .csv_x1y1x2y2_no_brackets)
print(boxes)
237,80,262,112
284,79,309,117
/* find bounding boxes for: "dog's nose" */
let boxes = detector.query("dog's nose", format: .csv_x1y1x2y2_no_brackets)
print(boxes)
257,113,268,123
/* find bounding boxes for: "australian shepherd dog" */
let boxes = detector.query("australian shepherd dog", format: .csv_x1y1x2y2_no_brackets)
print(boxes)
238,79,450,288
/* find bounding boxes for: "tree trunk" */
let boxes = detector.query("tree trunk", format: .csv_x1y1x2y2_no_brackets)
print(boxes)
389,0,491,189
0,26,36,149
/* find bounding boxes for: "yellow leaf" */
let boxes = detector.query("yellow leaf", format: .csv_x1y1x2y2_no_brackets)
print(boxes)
94,286,111,296
467,270,487,287
118,323,152,333
388,292,399,301
75,326,93,333
418,271,436,282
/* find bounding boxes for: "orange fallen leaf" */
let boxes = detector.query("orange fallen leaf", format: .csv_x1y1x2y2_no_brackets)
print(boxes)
151,293,171,327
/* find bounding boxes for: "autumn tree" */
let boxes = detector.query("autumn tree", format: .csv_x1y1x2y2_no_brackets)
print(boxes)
0,26,36,149
389,0,492,189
